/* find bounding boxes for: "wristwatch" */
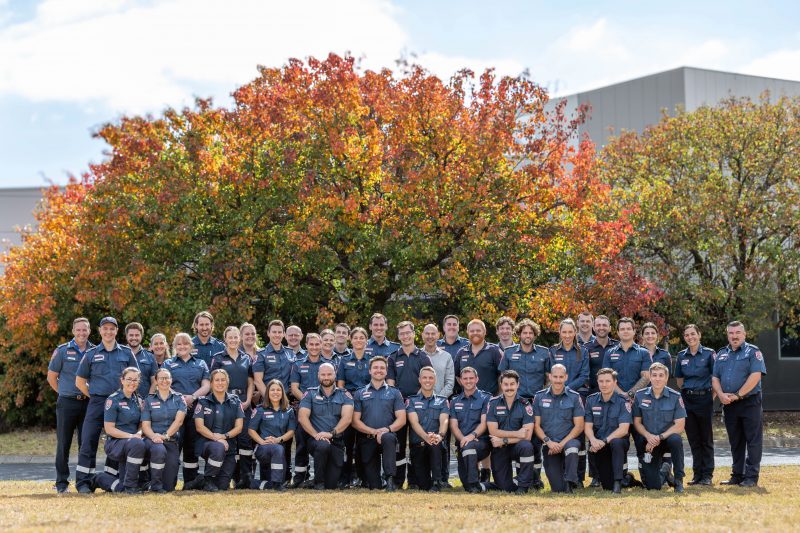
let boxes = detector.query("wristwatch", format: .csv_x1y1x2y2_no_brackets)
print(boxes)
543,436,551,443
502,437,509,445
224,432,230,439
471,431,478,438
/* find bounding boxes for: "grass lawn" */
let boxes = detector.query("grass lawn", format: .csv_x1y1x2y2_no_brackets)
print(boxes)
0,466,797,532
2,411,798,456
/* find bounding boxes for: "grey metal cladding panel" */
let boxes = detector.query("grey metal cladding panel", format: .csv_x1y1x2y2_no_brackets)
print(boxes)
685,69,800,109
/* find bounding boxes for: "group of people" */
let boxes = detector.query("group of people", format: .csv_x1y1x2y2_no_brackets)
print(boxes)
46,310,767,495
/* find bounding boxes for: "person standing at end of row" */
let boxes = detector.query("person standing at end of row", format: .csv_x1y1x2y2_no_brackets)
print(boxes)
713,320,767,488
47,317,94,493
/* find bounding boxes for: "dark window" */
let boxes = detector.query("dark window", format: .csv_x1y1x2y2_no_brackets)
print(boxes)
779,325,800,359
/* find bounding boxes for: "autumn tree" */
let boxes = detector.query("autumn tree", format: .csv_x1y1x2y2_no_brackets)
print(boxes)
0,54,654,424
600,95,800,344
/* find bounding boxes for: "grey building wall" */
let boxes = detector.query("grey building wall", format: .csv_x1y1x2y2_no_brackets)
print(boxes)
0,187,42,265
566,66,800,147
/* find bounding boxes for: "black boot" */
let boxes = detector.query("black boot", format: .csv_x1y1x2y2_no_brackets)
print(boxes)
612,480,621,494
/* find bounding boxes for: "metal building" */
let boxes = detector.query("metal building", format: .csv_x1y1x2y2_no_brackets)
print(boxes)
557,66,800,410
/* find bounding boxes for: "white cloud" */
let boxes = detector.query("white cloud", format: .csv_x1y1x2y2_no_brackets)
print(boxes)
541,18,738,96
0,0,523,114
739,48,800,82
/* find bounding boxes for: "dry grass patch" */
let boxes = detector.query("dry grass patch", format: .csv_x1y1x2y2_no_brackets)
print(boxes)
0,466,797,532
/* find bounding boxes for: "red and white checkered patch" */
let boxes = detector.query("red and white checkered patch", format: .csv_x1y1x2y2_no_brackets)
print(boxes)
525,404,533,416
678,397,685,409
625,402,631,413
105,399,113,410
755,351,763,361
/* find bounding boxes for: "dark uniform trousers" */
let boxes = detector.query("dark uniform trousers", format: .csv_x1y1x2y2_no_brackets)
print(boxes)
292,425,310,481
252,443,286,486
179,409,200,482
683,390,714,480
340,426,365,485
410,441,444,490
234,407,254,486
55,395,88,490
440,430,451,483
456,439,491,487
200,441,237,490
76,395,119,490
491,440,535,492
640,434,685,490
592,437,629,490
307,437,345,489
394,425,413,486
357,432,398,489
145,439,181,492
95,437,146,492
542,438,581,493
723,393,762,482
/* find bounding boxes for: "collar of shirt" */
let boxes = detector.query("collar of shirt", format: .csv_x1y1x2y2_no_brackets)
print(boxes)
98,342,123,353
193,335,219,347
544,386,570,398
366,382,389,393
69,339,92,354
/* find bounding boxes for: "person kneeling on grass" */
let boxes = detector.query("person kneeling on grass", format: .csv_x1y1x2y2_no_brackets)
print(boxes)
405,366,450,492
298,363,354,490
141,368,187,493
94,367,146,494
584,368,631,494
487,370,535,494
533,364,585,494
183,369,244,492
633,362,686,493
248,379,296,491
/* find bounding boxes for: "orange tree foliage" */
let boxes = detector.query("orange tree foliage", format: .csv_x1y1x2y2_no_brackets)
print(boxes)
0,54,658,424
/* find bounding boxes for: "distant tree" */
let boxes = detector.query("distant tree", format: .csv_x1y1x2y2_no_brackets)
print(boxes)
600,95,800,344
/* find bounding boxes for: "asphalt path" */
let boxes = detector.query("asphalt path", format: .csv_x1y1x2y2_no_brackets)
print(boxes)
2,447,798,483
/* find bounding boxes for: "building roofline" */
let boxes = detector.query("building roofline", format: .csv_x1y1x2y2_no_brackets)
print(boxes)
556,66,800,99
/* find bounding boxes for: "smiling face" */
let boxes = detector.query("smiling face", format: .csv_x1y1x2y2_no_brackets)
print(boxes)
549,365,567,390
268,383,284,406
422,324,439,348
126,328,142,350
617,322,635,343
319,364,336,388
496,322,513,344
594,317,610,339
72,320,90,345
195,317,213,339
443,317,459,339
99,323,118,344
351,330,367,351
683,327,701,349
597,372,616,395
174,336,192,358
369,360,387,381
285,326,302,348
321,332,335,353
418,369,436,393
370,316,387,339
241,325,258,350
211,371,229,393
120,369,140,395
649,368,668,389
518,325,535,348
460,370,478,392
577,314,593,336
641,326,659,347
467,322,485,345
334,326,349,345
155,369,172,392
224,329,241,351
268,325,285,347
397,325,415,348
500,376,519,396
559,323,576,346
306,336,322,357
727,324,746,350
151,335,168,357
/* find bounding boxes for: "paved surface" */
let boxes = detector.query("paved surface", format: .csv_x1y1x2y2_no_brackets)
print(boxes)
1,447,798,482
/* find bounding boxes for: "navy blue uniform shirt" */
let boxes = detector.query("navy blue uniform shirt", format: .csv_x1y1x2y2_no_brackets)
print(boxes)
533,387,585,441
142,391,187,434
713,342,767,396
132,348,157,398
584,392,632,441
498,345,551,398
388,347,433,398
248,406,296,439
299,386,354,433
368,337,400,357
674,345,716,390
77,342,139,396
633,386,687,435
104,390,142,434
210,350,253,395
454,342,504,395
353,382,405,430
486,394,534,432
49,339,94,397
336,350,373,392
649,347,673,375
253,344,296,391
406,393,449,445
194,393,244,451
602,342,652,392
437,336,469,361
449,389,491,437
290,356,327,394
549,343,590,392
191,335,225,368
161,355,210,395
584,337,619,391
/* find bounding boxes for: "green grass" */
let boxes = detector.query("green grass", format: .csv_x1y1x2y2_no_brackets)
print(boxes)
0,466,797,532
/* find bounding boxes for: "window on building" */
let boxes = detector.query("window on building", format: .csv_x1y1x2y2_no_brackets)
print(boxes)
779,325,800,359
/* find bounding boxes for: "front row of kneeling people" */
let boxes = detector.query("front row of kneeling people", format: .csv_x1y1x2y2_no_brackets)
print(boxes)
98,357,683,495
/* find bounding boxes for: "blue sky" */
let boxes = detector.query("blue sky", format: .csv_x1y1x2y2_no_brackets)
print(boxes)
1,0,799,187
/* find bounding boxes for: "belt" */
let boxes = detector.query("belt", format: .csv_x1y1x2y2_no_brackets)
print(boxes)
59,394,88,400
682,389,711,396
230,389,244,395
